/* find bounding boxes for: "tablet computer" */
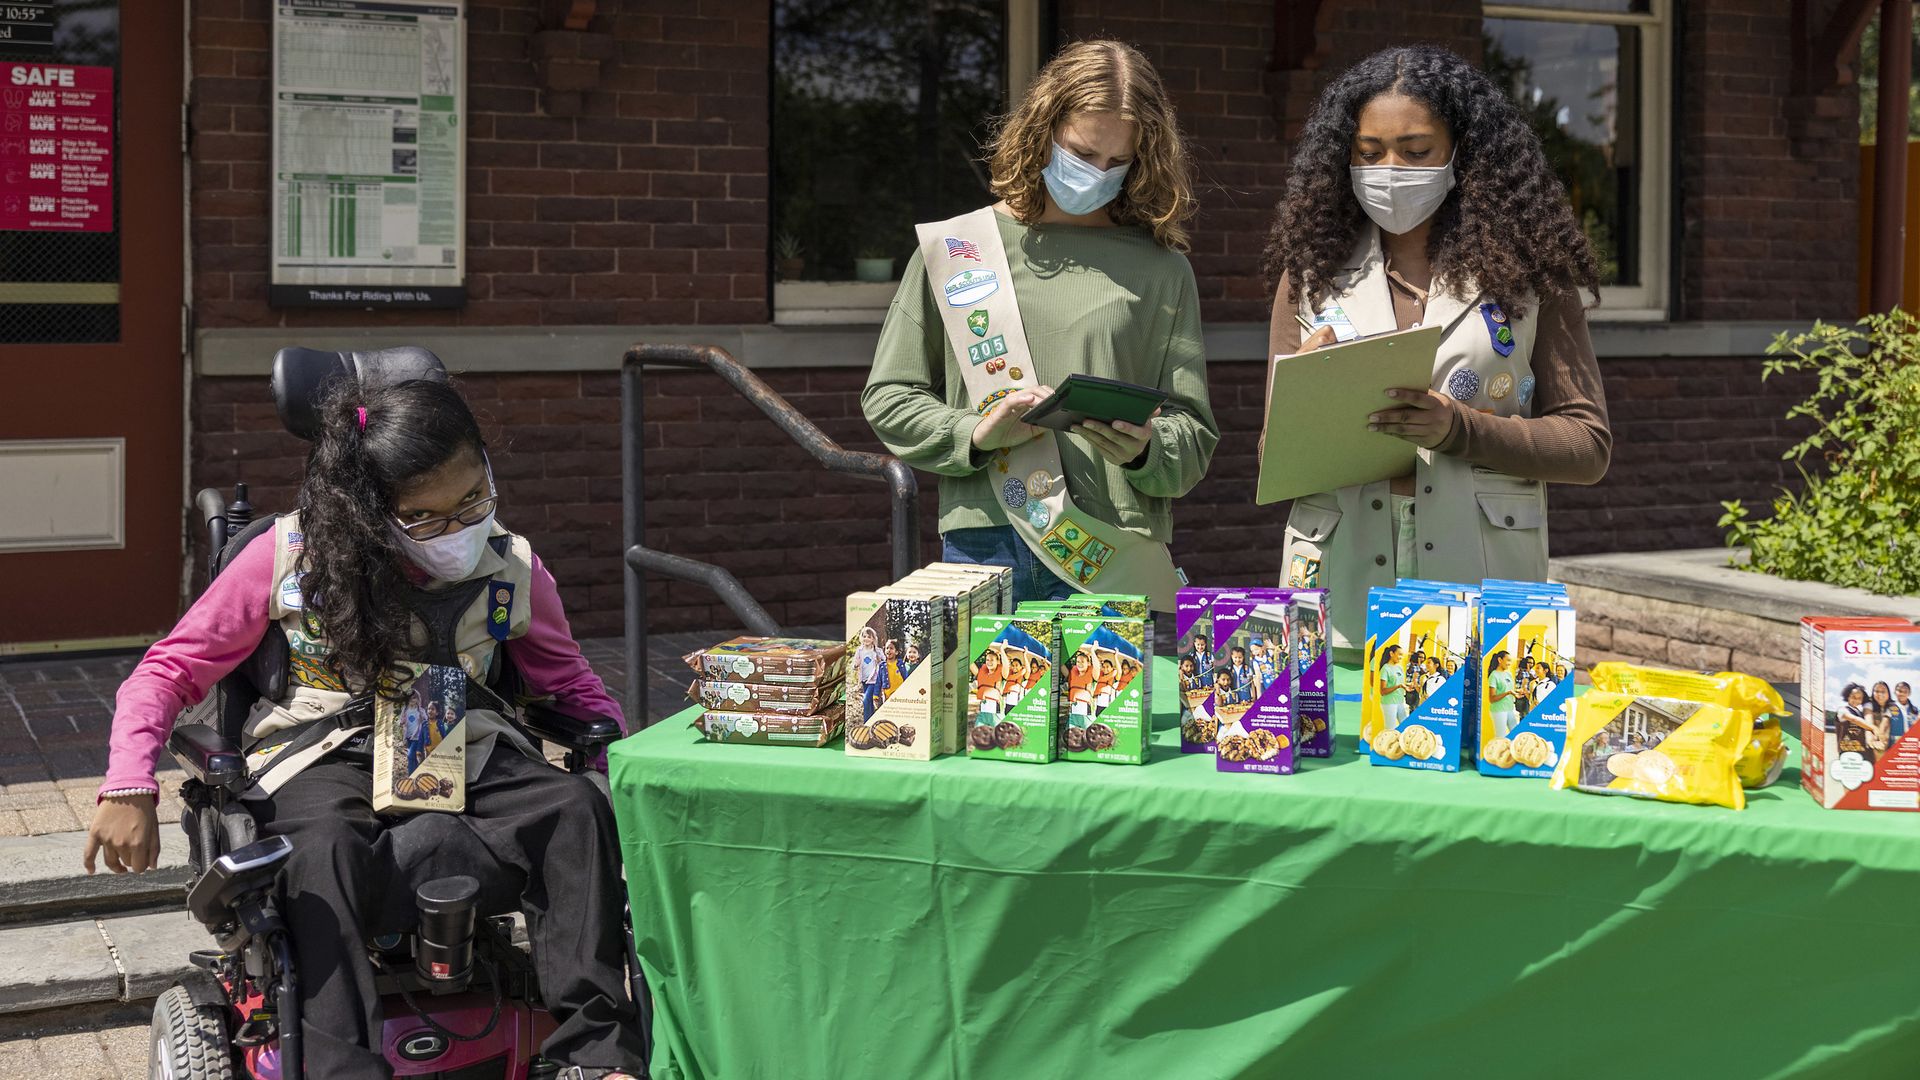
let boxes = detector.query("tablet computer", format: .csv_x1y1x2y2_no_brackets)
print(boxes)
1021,374,1169,432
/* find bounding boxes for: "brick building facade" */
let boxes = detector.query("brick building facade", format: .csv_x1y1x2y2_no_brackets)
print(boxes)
184,0,1862,638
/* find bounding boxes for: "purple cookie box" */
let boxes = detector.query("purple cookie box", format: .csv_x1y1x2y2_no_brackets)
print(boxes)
1207,589,1298,774
1175,588,1231,754
1290,589,1332,758
1215,680,1295,776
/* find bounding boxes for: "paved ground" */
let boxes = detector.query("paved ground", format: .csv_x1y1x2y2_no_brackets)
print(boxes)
0,1004,150,1080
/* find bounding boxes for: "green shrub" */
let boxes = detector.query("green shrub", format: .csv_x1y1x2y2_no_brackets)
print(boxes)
1719,312,1920,595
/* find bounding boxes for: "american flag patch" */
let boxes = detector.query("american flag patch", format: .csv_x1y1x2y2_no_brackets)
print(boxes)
286,531,303,552
944,237,980,261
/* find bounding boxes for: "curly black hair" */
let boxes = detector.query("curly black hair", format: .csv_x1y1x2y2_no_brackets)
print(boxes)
1261,45,1599,320
297,377,486,693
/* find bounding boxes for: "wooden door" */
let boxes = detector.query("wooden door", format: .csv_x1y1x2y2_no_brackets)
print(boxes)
0,1,185,651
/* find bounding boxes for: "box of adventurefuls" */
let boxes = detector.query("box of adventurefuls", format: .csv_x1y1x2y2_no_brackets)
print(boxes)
897,570,999,754
1801,617,1920,810
926,562,1014,614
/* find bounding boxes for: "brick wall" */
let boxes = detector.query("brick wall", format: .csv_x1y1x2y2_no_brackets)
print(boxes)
190,0,770,330
191,353,1812,636
1059,0,1483,323
1677,1,1863,319
181,0,1850,639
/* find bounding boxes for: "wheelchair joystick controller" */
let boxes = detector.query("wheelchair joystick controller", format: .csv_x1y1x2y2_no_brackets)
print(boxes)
415,875,480,991
224,482,253,539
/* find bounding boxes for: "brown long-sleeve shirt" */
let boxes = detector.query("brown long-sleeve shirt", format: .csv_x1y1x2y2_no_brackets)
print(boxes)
1266,269,1612,485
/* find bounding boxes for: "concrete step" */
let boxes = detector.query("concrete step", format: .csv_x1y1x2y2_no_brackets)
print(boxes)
0,909,206,1016
0,829,190,927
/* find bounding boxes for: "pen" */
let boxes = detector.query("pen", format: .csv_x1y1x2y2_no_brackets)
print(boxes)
1295,313,1352,349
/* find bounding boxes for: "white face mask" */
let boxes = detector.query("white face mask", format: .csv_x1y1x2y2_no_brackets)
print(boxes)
390,509,496,581
1349,157,1456,235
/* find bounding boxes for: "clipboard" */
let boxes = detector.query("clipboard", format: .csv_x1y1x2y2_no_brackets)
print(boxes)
1255,324,1442,506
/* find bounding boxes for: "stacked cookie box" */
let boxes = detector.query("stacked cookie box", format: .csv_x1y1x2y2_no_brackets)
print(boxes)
1173,587,1332,777
844,564,1015,760
683,637,849,747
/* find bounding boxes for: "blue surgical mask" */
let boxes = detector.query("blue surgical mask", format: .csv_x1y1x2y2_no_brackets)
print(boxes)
1043,143,1130,216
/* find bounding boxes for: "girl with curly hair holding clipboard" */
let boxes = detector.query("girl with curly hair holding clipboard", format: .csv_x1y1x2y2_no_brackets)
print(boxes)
1264,45,1612,654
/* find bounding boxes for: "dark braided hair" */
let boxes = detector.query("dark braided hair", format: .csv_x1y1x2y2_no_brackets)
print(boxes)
1260,45,1600,320
295,377,485,691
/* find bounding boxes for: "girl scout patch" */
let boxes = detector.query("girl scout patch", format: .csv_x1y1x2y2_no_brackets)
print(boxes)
1002,477,1028,510
1518,374,1537,405
1480,303,1515,357
487,581,514,641
1488,372,1514,400
1445,369,1481,402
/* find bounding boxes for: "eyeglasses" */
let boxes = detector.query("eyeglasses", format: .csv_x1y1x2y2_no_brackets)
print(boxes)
393,494,499,540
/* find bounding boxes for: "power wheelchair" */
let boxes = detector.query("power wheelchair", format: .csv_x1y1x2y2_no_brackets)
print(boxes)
148,347,650,1080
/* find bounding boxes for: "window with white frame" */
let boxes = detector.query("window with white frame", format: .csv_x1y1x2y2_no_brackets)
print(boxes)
770,0,1042,322
1483,1,1670,317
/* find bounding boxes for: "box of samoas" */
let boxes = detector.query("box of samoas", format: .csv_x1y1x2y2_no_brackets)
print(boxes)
1287,589,1331,757
1364,587,1473,771
967,615,1058,763
1213,599,1297,775
1478,585,1575,778
1175,588,1232,753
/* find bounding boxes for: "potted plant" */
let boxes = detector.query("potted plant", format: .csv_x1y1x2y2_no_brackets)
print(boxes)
854,244,896,283
775,231,805,281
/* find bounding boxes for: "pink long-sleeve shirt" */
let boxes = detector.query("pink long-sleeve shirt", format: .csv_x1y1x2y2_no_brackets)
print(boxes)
101,530,625,798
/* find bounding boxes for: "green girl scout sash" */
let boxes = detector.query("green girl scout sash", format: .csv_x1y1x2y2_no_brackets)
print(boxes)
916,208,1182,611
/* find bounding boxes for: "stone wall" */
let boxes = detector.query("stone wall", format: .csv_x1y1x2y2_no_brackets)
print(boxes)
1563,582,1800,683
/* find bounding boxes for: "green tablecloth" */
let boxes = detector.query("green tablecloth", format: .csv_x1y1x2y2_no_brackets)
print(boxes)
609,658,1920,1079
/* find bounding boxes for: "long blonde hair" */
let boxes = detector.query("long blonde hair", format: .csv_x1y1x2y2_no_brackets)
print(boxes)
987,39,1197,252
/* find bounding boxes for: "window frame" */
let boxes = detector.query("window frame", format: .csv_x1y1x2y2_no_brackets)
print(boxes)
1483,1,1671,320
771,0,1045,324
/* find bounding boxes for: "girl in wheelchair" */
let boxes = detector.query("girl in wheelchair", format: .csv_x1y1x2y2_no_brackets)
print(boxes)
84,376,644,1080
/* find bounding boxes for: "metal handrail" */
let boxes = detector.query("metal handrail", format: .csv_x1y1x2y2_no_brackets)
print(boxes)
621,343,921,726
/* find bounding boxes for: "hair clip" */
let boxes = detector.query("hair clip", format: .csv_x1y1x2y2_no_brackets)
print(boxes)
356,406,368,431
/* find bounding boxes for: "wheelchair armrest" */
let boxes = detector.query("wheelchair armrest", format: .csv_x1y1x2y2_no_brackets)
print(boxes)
519,699,623,754
168,724,248,793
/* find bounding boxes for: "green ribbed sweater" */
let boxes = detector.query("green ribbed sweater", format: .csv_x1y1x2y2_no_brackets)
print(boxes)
861,212,1219,542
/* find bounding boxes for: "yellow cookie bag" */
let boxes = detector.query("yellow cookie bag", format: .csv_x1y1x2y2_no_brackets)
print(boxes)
1587,663,1789,789
1550,690,1752,809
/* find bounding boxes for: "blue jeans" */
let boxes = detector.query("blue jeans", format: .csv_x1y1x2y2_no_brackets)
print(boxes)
941,526,1079,606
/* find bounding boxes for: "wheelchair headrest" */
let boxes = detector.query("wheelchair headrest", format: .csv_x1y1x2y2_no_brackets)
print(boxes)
272,346,449,441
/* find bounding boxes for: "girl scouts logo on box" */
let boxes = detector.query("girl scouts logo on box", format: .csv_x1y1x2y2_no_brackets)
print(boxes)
968,334,1009,366
944,269,999,307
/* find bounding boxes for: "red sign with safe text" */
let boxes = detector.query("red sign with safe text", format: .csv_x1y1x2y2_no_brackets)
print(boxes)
0,63,114,232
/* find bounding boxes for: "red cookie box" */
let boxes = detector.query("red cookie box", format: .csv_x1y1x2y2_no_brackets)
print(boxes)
1800,617,1920,810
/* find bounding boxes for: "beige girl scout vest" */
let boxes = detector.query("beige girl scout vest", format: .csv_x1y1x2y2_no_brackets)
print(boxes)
1280,230,1550,651
243,512,538,794
915,208,1183,610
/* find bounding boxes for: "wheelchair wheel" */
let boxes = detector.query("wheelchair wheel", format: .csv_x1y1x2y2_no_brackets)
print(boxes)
149,984,236,1080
